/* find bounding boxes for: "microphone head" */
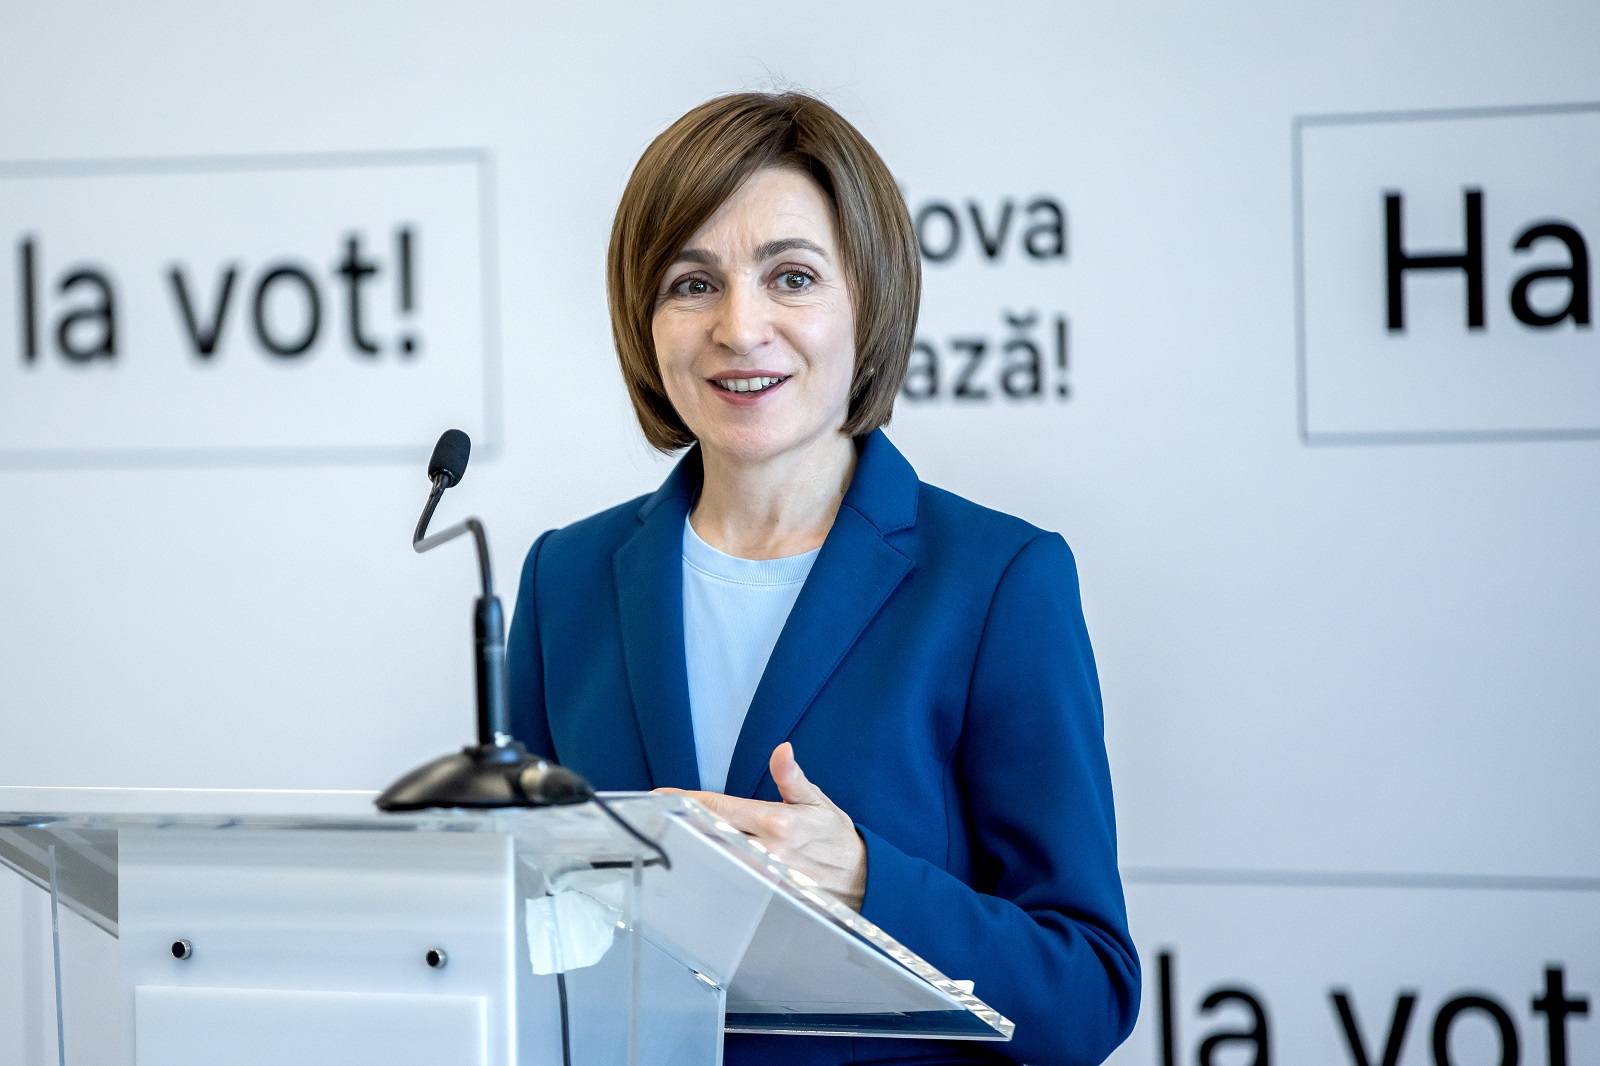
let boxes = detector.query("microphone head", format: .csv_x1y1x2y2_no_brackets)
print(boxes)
428,429,471,487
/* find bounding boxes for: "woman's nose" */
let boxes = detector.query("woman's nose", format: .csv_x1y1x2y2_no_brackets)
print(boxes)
710,278,773,356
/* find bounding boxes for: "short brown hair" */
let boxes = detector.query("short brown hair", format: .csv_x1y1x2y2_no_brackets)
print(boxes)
607,92,921,452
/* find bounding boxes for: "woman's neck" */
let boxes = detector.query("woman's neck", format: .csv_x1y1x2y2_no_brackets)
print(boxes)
690,432,857,560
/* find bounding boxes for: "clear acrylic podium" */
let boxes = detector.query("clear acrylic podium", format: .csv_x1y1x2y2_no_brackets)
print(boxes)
0,787,1011,1065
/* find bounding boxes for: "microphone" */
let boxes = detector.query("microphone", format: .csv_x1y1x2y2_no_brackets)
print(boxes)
428,428,470,487
376,429,595,812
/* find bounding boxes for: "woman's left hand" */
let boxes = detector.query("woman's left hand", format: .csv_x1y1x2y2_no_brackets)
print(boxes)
656,742,868,910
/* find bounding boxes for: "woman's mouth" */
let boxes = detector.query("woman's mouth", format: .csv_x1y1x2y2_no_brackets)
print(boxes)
710,375,788,394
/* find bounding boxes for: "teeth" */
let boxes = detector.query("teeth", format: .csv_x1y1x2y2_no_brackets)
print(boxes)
716,376,783,393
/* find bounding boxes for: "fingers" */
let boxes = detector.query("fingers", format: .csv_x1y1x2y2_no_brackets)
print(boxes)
649,745,833,845
654,758,863,905
769,742,828,807
672,789,776,835
672,789,810,848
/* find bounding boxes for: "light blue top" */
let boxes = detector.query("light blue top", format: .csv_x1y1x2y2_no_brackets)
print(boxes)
681,516,819,794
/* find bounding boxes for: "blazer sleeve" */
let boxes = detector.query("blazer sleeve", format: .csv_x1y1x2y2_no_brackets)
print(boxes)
857,532,1141,1066
507,531,558,760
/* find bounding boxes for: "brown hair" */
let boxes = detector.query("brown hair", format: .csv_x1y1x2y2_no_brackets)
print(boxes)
607,91,921,452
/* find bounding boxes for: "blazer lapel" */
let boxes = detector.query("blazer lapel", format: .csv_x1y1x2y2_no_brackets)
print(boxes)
721,431,920,799
612,451,701,790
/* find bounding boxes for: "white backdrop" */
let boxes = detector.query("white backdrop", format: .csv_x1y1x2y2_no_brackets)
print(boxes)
1,2,1597,1064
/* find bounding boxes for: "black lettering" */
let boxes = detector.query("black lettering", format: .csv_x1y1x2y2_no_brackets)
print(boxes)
916,202,961,263
1509,223,1591,328
1385,189,1485,332
1000,310,1042,398
397,226,415,312
1198,988,1271,1066
968,199,1014,261
19,237,38,364
397,226,418,354
901,340,939,401
1433,995,1517,1066
1531,966,1588,1066
1055,314,1071,399
55,268,116,362
950,337,989,400
251,264,321,357
1332,990,1417,1066
337,233,380,354
1024,197,1067,259
168,264,238,358
1159,951,1178,1066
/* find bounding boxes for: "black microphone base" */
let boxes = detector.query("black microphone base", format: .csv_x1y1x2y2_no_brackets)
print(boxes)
375,740,594,811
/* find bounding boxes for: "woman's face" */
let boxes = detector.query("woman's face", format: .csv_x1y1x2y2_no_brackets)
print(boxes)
652,167,856,468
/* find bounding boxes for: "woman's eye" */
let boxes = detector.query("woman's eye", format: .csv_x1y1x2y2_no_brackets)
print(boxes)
778,270,813,291
669,276,712,297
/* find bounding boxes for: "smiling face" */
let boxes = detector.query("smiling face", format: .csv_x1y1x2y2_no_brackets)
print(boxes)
651,167,857,470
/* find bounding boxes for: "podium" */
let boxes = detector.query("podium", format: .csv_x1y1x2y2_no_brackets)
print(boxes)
0,787,1012,1065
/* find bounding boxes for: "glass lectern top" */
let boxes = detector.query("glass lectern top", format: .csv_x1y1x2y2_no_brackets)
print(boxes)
0,789,1013,1043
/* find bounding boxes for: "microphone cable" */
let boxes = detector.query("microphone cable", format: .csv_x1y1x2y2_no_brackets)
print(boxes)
590,794,671,870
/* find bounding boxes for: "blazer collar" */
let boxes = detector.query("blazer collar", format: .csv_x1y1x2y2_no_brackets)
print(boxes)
837,427,920,536
613,430,921,797
612,448,701,790
724,430,919,798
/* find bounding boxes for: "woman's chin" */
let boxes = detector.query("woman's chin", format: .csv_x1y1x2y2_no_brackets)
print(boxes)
699,433,796,469
696,422,843,470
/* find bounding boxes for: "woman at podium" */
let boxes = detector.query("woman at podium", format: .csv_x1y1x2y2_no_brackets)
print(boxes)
508,91,1139,1066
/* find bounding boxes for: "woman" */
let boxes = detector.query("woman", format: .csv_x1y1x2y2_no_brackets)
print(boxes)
508,92,1139,1066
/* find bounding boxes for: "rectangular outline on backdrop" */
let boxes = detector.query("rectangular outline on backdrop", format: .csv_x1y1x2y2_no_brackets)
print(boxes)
1291,100,1600,447
0,147,501,469
1122,866,1600,892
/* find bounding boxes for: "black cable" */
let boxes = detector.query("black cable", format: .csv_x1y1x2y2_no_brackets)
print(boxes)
556,971,571,1066
547,799,664,1065
591,795,671,870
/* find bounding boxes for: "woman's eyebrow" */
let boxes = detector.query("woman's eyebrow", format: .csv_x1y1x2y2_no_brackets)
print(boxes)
671,248,718,266
669,237,828,268
755,237,828,260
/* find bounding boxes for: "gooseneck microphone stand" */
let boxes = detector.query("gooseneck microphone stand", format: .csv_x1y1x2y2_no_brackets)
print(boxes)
375,432,671,870
413,477,509,750
375,429,594,811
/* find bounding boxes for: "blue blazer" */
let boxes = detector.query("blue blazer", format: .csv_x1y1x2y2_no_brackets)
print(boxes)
508,430,1139,1066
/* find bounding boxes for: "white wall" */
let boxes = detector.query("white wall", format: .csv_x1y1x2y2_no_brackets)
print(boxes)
1,2,1596,1063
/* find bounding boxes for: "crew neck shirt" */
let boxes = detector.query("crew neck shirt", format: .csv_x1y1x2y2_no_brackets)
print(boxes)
681,516,820,794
